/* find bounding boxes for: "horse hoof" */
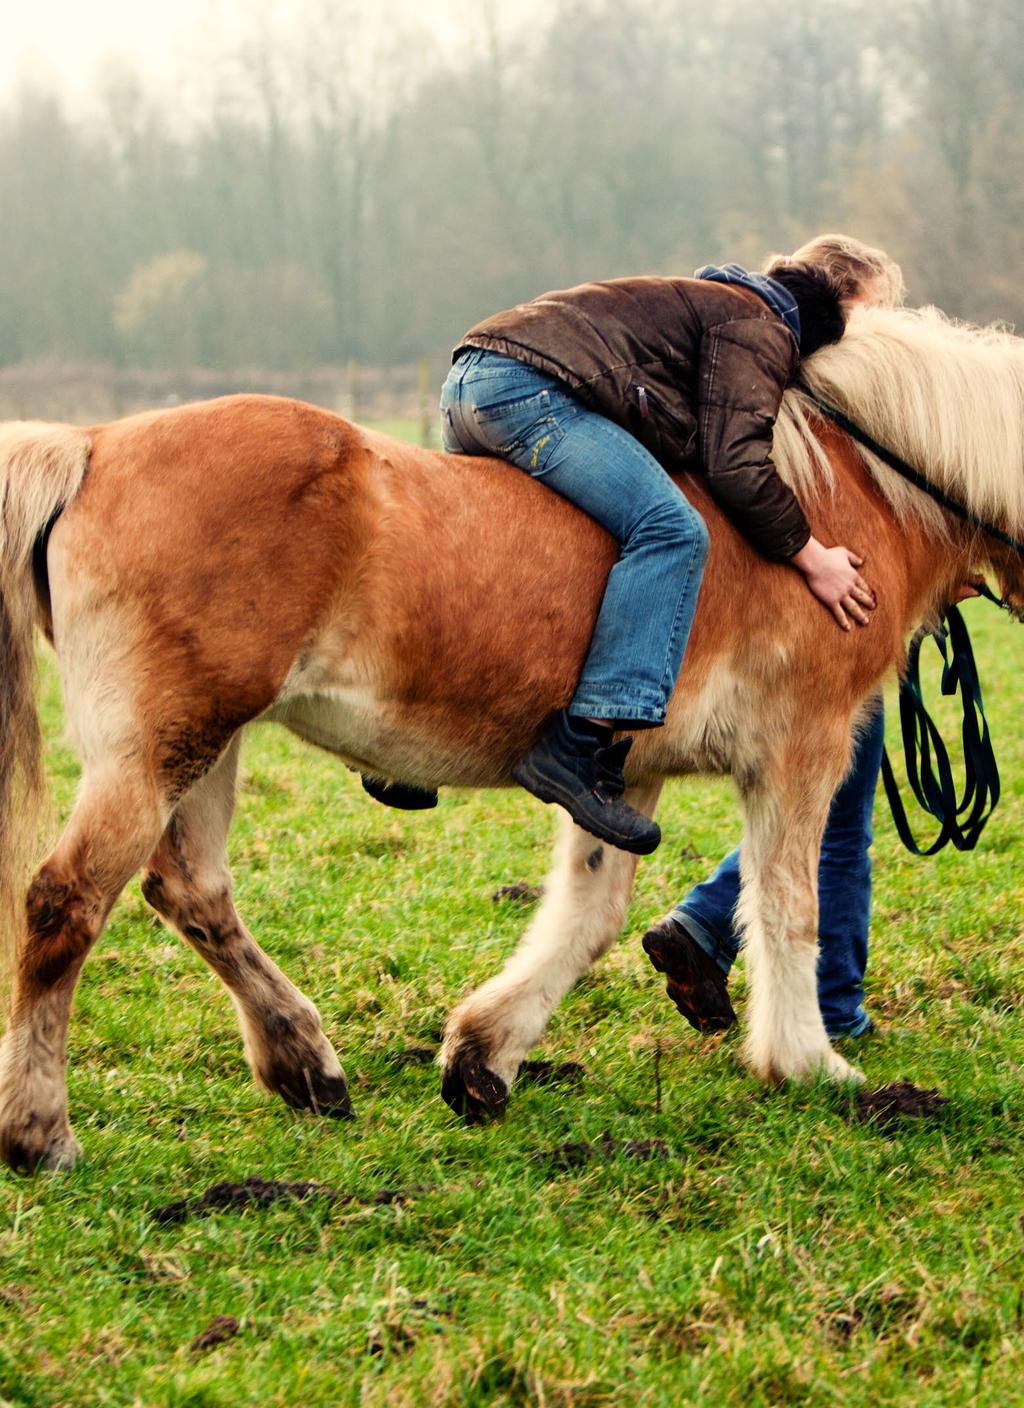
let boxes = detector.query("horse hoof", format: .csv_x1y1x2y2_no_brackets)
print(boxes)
440,1052,509,1125
0,1127,82,1175
747,1046,865,1086
40,1132,83,1171
269,1065,355,1119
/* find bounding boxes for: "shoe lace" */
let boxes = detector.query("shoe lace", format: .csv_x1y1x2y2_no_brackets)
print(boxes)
591,737,633,802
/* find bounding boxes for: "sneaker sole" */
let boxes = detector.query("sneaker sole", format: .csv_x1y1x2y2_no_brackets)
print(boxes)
641,922,737,1032
511,759,661,856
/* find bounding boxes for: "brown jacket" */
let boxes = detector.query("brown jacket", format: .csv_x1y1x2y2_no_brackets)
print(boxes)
457,276,810,561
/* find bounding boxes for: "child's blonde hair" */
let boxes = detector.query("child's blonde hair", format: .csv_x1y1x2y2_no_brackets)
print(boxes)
764,234,905,308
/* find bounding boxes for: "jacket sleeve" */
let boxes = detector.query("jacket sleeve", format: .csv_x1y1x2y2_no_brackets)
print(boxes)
695,319,811,561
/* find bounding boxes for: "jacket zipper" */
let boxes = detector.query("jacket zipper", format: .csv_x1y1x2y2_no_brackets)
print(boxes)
629,380,687,428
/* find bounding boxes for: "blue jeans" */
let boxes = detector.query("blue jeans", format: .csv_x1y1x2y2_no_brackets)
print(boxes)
440,350,709,726
676,703,885,1037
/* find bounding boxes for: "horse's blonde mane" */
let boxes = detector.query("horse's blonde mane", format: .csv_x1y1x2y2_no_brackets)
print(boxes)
773,304,1024,541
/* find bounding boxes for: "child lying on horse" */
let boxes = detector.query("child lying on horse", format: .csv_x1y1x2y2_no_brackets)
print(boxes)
367,236,898,854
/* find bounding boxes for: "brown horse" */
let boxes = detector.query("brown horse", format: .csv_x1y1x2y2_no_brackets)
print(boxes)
0,304,1020,1173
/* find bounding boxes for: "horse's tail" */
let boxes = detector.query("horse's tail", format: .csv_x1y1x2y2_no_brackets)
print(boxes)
0,422,91,977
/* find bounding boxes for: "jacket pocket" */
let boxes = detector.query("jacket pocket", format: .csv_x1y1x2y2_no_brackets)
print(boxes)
627,380,691,433
625,380,698,466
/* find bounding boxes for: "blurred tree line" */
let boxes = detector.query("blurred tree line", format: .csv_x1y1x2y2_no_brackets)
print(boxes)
1,0,1021,375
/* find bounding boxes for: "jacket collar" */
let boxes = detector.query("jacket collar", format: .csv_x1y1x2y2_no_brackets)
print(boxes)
693,263,801,346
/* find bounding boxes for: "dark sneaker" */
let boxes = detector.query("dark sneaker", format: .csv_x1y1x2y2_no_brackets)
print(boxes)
642,913,737,1032
511,711,661,855
361,775,438,810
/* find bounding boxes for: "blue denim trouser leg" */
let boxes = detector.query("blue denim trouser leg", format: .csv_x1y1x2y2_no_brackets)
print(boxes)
675,701,885,1037
440,350,709,727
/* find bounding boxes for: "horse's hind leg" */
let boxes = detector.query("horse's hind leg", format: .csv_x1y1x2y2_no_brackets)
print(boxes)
440,781,663,1122
140,738,351,1119
0,767,167,1173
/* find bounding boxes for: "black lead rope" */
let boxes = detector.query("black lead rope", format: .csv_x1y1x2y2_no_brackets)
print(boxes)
794,385,1014,856
879,605,1000,855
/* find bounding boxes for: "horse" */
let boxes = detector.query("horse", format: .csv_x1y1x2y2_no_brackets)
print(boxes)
0,304,1020,1173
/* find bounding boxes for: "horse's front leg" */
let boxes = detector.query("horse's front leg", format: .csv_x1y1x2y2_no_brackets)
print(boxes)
738,733,864,1085
441,781,663,1122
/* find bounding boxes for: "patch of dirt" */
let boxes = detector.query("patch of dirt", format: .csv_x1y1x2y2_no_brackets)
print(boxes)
153,1176,428,1225
518,1059,586,1089
851,1081,950,1134
535,1133,670,1174
491,882,543,906
190,1315,240,1353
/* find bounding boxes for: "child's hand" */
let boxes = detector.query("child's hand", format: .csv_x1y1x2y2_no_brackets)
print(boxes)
791,536,876,631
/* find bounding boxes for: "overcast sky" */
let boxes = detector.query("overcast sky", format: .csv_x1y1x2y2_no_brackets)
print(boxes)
0,0,542,107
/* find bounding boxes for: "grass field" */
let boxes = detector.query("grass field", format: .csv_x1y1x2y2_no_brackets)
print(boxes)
2,576,1024,1404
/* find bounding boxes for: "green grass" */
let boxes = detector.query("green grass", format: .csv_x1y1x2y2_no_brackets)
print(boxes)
2,598,1024,1404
